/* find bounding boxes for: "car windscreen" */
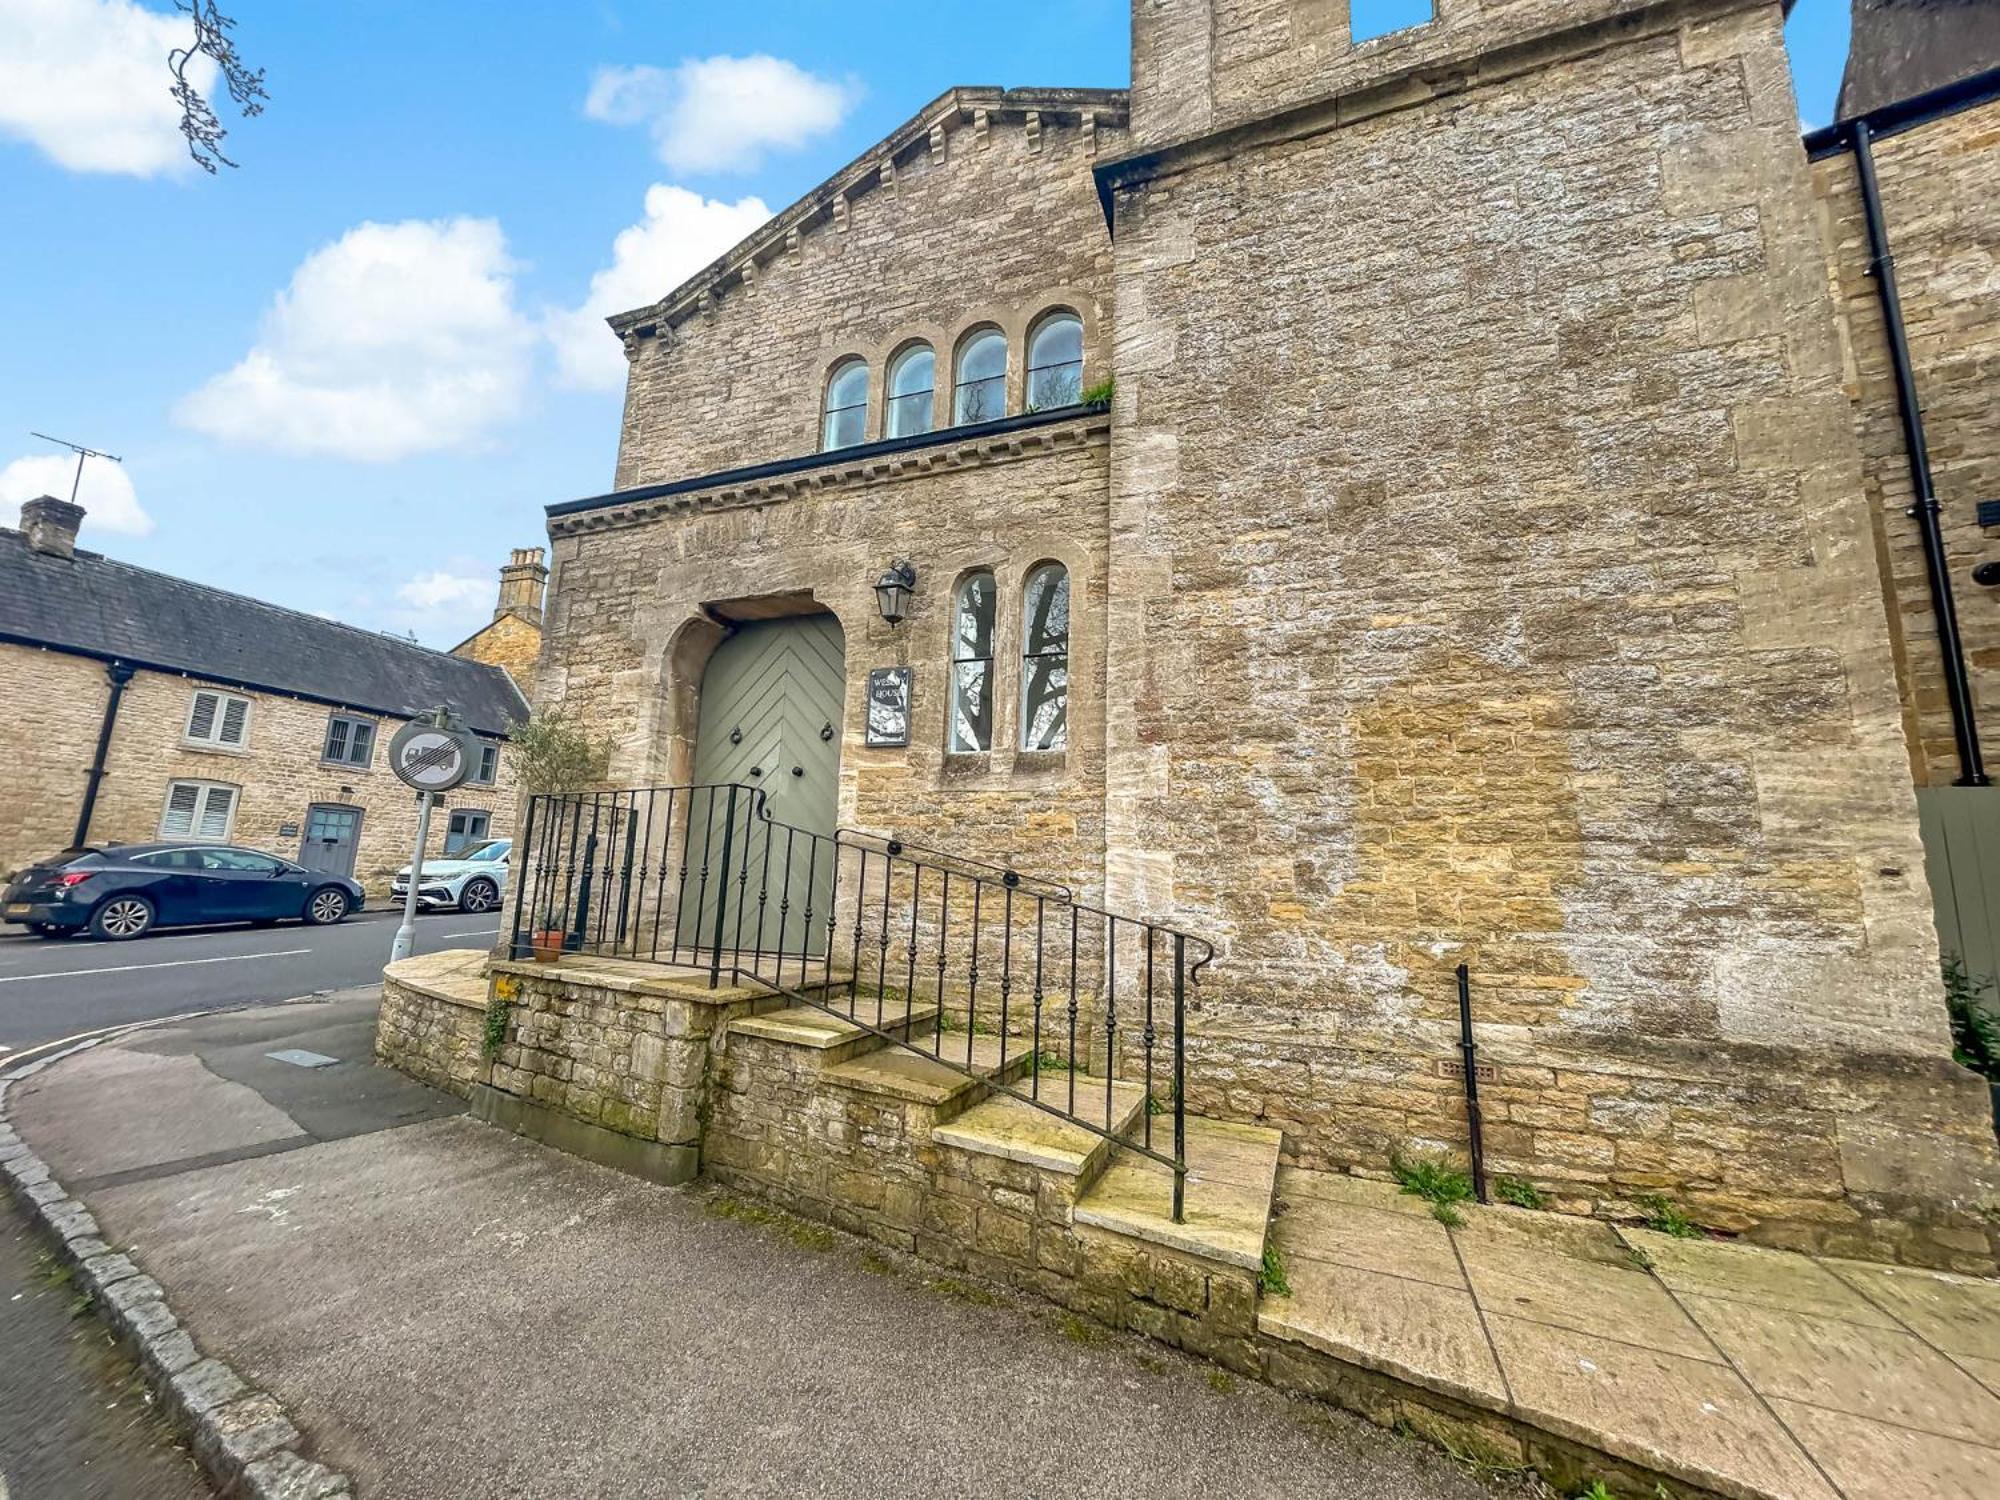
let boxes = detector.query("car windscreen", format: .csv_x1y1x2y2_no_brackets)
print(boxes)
460,841,508,862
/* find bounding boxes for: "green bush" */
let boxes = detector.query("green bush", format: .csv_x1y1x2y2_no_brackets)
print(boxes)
1944,953,2000,1081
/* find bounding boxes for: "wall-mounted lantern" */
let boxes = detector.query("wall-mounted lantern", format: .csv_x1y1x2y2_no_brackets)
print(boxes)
874,560,917,626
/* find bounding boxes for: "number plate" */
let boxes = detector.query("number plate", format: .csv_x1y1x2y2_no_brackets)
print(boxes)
4,902,30,916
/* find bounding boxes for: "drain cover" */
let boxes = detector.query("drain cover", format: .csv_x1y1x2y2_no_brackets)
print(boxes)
265,1048,340,1069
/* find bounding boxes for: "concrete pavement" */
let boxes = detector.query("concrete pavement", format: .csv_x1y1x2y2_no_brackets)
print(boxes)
0,908,503,1057
3,991,1520,1500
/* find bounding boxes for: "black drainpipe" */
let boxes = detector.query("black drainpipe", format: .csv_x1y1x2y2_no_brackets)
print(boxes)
1852,119,1988,787
74,660,136,846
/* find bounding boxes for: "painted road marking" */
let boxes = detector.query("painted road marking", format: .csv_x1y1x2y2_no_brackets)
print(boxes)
0,949,312,986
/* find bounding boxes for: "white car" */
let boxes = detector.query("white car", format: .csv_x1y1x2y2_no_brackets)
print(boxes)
392,838,511,913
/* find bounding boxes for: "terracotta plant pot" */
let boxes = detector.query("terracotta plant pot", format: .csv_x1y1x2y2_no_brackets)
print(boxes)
530,928,565,963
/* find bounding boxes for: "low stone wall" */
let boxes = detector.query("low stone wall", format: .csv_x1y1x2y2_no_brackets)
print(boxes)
1179,1024,2000,1274
377,953,490,1098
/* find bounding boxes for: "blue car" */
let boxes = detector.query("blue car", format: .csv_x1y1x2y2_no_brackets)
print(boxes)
2,842,364,941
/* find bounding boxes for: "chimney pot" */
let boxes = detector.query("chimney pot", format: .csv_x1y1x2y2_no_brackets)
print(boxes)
21,495,84,560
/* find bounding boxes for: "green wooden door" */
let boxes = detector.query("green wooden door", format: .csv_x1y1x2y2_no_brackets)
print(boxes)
685,614,845,960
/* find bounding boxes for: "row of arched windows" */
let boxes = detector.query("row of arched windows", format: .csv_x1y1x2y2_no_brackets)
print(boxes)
822,311,1086,452
947,562,1070,753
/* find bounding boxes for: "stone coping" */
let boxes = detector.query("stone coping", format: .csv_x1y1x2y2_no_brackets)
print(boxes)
382,948,490,1010
487,954,788,1005
1258,1170,2000,1500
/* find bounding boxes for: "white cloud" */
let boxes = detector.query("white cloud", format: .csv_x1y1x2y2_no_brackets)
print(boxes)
385,568,492,645
0,453,154,537
397,571,488,611
175,217,536,462
546,184,771,389
584,55,857,175
0,0,214,176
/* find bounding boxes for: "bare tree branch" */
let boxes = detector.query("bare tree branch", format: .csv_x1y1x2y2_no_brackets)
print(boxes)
170,1,267,174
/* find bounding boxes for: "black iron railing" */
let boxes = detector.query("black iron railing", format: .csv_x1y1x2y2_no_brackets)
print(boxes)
507,784,1216,1219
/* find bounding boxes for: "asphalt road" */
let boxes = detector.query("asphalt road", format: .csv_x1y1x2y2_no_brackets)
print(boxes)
0,908,503,1059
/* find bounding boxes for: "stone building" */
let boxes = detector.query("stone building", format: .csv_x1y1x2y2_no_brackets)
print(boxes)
530,0,2000,1265
0,497,535,893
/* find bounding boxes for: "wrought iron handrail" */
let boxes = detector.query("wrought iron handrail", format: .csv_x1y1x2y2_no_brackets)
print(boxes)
507,784,1216,1219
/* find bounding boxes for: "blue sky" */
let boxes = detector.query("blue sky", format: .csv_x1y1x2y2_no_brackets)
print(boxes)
1,0,1852,649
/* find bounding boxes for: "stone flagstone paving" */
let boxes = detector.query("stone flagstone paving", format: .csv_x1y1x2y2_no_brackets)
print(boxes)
1261,1170,2000,1500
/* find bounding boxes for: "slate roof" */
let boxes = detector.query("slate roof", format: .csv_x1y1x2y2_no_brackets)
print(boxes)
1838,0,2000,119
0,527,528,736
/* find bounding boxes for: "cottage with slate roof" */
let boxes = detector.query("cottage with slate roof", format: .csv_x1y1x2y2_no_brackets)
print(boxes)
0,495,537,892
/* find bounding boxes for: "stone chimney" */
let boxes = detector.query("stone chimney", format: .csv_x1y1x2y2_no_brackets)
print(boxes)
21,495,84,560
496,546,548,627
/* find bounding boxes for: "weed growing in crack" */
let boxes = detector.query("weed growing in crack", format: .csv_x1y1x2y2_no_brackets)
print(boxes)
1390,1150,1475,1223
1639,1195,1701,1239
1259,1242,1292,1296
1494,1176,1549,1211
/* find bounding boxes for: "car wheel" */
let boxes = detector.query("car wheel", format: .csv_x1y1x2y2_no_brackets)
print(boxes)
305,887,351,926
90,896,155,941
459,878,499,914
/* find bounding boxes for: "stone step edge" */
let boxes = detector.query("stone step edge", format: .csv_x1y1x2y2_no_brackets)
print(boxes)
930,1084,1147,1183
820,1043,1037,1111
0,1047,354,1500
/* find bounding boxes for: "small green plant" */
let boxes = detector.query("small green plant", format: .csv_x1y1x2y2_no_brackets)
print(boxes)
1431,1201,1466,1228
481,997,510,1060
1494,1176,1548,1211
1081,376,1116,407
1639,1195,1701,1239
1032,1050,1068,1075
705,1193,835,1250
1259,1242,1292,1297
1944,953,2000,1080
1576,1483,1617,1500
1205,1368,1238,1395
1390,1150,1475,1213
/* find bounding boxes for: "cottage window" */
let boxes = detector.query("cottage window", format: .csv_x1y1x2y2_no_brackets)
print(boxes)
160,780,238,839
948,570,996,753
471,742,500,786
185,689,251,748
822,359,869,450
953,329,1007,425
1020,563,1069,751
885,344,936,439
1026,312,1084,410
322,713,376,767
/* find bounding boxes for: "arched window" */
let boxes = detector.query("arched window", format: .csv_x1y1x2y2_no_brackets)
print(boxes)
885,344,935,440
953,329,1007,425
948,570,996,753
822,359,869,450
1026,312,1084,410
1020,563,1069,751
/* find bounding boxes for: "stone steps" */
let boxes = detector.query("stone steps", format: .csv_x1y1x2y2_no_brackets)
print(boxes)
729,1000,940,1065
1073,1115,1282,1274
932,1076,1149,1189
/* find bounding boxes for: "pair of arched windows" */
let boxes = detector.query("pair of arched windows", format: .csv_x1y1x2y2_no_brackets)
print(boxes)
947,563,1069,753
821,312,1085,452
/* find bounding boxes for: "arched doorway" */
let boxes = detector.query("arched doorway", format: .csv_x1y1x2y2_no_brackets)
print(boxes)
683,610,845,958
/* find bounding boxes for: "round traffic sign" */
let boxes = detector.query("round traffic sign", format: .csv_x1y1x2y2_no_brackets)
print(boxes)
388,720,472,792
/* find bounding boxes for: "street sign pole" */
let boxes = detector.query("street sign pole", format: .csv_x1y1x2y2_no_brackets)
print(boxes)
385,707,473,967
391,790,436,964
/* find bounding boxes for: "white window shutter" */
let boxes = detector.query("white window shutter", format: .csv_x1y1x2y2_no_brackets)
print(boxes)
162,782,200,836
219,697,249,746
188,692,217,741
197,786,234,838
